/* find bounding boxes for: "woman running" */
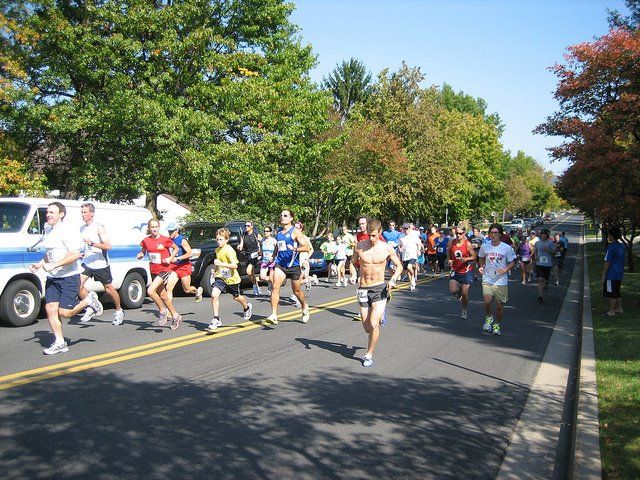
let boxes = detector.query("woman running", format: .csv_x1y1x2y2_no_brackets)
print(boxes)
259,226,278,293
167,223,203,306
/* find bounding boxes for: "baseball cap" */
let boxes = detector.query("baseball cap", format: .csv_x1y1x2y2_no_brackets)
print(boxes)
167,222,178,232
419,226,425,230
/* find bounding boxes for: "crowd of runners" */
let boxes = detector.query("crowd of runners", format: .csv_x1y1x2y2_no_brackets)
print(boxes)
31,201,569,367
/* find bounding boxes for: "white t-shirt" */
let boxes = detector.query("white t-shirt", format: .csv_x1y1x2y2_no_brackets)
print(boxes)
400,232,421,261
335,243,347,261
80,221,109,269
43,221,83,278
479,241,516,286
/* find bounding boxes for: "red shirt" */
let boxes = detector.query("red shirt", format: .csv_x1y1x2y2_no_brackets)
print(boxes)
450,239,474,274
141,235,174,274
356,231,386,243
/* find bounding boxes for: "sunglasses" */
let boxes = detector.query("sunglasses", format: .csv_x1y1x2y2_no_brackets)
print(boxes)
280,213,290,217
456,231,465,235
490,230,500,234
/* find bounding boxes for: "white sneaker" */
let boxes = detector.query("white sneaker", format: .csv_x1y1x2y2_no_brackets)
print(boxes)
461,310,468,320
290,295,302,308
87,291,103,317
335,281,342,287
252,285,260,296
312,275,319,286
112,310,125,325
301,305,310,323
304,280,311,291
206,318,222,332
243,303,253,320
79,307,95,323
195,286,204,302
362,355,373,367
43,341,69,355
264,313,278,325
158,309,169,326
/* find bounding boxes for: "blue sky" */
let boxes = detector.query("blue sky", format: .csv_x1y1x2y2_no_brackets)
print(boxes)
290,0,629,176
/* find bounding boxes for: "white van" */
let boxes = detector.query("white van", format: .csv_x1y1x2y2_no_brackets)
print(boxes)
0,197,153,327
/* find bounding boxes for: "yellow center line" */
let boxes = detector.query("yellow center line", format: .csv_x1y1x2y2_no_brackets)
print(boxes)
0,276,437,391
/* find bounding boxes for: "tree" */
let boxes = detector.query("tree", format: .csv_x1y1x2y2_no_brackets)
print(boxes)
323,58,372,122
0,0,329,217
537,27,640,270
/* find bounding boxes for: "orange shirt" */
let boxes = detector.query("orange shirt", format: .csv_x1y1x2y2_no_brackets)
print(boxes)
427,233,439,255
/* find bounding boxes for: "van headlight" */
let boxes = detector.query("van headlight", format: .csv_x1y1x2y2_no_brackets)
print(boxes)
190,248,201,260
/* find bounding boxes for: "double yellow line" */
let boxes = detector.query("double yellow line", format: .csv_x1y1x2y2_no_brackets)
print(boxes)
0,276,435,391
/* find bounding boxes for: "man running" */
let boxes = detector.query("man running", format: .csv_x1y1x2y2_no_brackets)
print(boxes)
341,225,357,284
353,219,402,367
264,209,311,325
237,221,262,296
382,220,402,274
447,226,477,319
478,223,516,335
30,202,104,354
399,223,422,290
531,229,557,304
320,233,338,283
78,202,125,325
426,226,439,276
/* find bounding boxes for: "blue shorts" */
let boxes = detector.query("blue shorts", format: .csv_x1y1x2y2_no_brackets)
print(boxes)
451,271,474,285
45,275,80,309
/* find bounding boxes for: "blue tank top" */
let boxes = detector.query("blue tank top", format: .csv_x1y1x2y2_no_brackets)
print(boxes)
276,226,299,267
172,234,189,265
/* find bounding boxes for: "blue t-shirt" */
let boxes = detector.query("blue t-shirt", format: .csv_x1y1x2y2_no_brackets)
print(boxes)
604,241,625,280
172,234,189,265
435,237,449,256
383,229,402,249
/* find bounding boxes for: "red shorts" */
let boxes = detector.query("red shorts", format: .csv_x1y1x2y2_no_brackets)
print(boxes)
172,262,193,278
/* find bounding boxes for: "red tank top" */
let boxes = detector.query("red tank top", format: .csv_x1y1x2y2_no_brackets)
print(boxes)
451,240,473,274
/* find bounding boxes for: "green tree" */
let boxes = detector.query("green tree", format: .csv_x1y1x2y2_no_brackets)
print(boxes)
323,58,372,122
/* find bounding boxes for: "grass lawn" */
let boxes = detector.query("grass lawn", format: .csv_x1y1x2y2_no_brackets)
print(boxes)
586,239,640,479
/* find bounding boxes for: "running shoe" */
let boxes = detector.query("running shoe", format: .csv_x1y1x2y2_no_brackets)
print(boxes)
195,287,204,302
554,280,559,286
537,296,544,304
521,281,526,286
206,318,222,332
87,291,104,317
381,311,387,327
79,307,95,323
170,314,182,331
335,281,342,287
440,273,444,279
301,305,310,323
112,310,125,326
461,310,468,320
243,303,253,320
492,324,502,335
353,313,362,321
158,309,169,326
252,285,260,296
43,341,69,355
304,280,311,292
264,313,278,325
362,355,373,367
312,274,319,286
482,316,493,333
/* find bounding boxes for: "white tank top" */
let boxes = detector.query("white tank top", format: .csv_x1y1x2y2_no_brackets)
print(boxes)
80,222,109,269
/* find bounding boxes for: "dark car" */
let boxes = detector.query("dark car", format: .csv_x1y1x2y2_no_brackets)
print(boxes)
181,221,262,296
308,237,329,276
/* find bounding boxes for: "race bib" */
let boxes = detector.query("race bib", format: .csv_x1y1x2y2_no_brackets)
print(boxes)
277,240,287,251
250,252,259,259
220,267,232,279
538,256,550,266
149,252,162,264
437,247,444,253
356,289,368,301
521,255,530,262
554,250,562,258
46,251,56,263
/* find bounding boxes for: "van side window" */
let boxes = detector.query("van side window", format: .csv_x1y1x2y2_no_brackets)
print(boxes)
28,208,47,235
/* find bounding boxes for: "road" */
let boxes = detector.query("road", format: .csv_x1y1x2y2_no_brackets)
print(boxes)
0,215,581,479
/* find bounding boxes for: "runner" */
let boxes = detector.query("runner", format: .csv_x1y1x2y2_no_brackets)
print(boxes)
259,226,278,293
478,223,516,335
167,222,203,307
552,233,564,286
399,223,422,290
352,218,402,367
447,226,477,319
206,228,253,331
517,232,533,285
237,221,262,296
383,221,402,273
426,226,439,276
531,229,557,304
340,225,357,285
470,227,485,281
434,229,449,279
136,219,182,330
558,231,569,273
527,230,539,282
295,222,314,292
264,209,311,325
78,202,125,325
353,216,370,284
334,235,348,286
29,202,104,354
320,233,338,283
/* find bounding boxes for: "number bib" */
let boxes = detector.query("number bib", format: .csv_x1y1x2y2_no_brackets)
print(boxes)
220,267,232,279
250,251,259,259
277,240,287,251
356,289,368,301
538,256,550,266
149,252,162,264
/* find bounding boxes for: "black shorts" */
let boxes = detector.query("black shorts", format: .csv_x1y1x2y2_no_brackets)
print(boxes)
403,259,417,269
45,275,80,309
451,271,474,285
275,264,301,281
428,253,437,263
603,279,622,299
81,264,113,285
357,283,389,307
437,255,447,269
152,271,175,285
346,255,353,265
245,253,260,269
535,265,552,280
212,277,241,298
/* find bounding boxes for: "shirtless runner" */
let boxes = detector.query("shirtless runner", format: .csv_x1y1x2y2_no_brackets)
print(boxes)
352,219,403,367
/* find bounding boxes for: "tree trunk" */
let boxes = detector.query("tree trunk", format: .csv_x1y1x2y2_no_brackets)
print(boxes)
312,204,322,237
622,223,637,273
146,192,160,219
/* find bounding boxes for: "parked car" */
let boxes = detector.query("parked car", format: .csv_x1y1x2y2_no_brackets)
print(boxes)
308,237,329,277
181,221,262,297
507,218,526,231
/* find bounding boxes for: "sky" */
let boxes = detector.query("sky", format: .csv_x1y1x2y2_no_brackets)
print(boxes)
290,0,629,176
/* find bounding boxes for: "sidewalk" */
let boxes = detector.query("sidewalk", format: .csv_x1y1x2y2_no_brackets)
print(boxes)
496,223,602,479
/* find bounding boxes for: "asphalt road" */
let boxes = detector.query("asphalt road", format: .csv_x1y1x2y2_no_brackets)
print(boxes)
0,215,581,479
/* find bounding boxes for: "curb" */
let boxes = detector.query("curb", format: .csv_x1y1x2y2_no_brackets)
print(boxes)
574,233,602,479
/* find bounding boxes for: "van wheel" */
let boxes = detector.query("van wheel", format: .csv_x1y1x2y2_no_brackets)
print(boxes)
0,279,41,327
200,264,214,298
120,272,146,309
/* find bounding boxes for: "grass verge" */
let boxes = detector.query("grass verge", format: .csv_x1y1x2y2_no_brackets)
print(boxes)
586,240,640,479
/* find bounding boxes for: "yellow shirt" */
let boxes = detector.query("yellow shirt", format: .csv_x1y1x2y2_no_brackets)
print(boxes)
214,244,241,285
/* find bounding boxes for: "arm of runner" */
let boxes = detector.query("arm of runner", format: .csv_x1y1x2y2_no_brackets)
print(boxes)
42,250,82,273
466,240,478,262
237,235,244,251
174,238,192,262
93,224,112,251
292,229,310,253
446,239,453,266
388,246,403,288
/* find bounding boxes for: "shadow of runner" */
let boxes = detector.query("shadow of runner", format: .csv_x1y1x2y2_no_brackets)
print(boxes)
295,337,363,361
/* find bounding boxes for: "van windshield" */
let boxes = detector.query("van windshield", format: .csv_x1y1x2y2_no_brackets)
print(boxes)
182,224,224,246
0,202,30,233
